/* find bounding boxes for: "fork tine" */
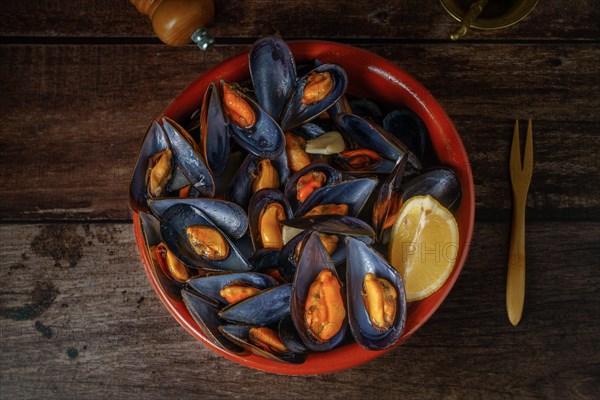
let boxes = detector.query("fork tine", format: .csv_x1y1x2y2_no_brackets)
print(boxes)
523,118,534,176
510,119,522,179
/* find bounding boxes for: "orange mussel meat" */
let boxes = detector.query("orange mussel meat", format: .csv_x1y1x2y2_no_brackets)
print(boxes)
146,149,172,197
294,233,339,263
222,82,256,129
258,203,286,250
301,71,334,105
373,193,403,233
362,273,397,331
249,327,289,353
251,159,280,193
337,148,382,171
186,225,230,260
219,284,261,304
296,171,327,203
152,242,190,283
303,203,349,217
285,132,311,173
304,269,346,342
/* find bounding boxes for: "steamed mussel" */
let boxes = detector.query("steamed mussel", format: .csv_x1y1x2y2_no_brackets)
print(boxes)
130,36,463,364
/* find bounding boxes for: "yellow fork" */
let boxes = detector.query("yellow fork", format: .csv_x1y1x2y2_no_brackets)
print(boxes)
507,119,534,326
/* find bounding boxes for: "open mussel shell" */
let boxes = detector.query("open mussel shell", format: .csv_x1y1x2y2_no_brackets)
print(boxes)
248,189,293,251
292,122,327,140
334,113,422,174
139,212,183,301
233,233,255,261
200,82,230,176
372,155,407,244
345,237,406,350
187,272,278,306
149,198,248,241
402,167,462,212
181,289,243,353
278,314,308,354
219,324,306,364
383,108,428,161
283,162,342,211
249,248,281,273
348,98,384,126
219,284,292,326
249,36,297,121
273,151,291,188
209,150,244,197
162,117,215,198
225,154,259,209
296,57,322,77
327,95,352,120
166,166,192,193
225,154,289,210
160,204,252,271
139,211,162,248
130,121,170,212
281,215,375,242
294,177,378,218
278,232,306,282
291,232,348,352
280,64,348,131
221,80,285,160
281,215,375,266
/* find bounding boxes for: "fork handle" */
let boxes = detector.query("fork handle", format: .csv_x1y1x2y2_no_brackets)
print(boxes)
507,196,526,325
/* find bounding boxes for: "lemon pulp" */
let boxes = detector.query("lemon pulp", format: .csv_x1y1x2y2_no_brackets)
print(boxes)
389,195,459,302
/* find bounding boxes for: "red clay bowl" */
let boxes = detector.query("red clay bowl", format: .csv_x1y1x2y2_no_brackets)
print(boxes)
132,40,475,375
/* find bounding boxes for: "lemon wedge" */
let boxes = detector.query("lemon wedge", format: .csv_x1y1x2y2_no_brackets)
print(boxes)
389,195,459,302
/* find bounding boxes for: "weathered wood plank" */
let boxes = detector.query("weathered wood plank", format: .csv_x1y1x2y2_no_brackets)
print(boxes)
0,0,598,41
0,44,243,221
1,43,598,220
0,221,598,399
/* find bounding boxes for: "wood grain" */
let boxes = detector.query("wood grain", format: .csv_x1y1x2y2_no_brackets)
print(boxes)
1,43,598,221
0,0,598,41
0,1,597,398
0,221,597,399
0,43,241,221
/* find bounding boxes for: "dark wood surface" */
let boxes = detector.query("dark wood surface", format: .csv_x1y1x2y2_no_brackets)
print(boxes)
1,1,598,399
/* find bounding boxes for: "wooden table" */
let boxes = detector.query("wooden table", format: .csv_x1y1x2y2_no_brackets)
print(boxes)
1,1,598,398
